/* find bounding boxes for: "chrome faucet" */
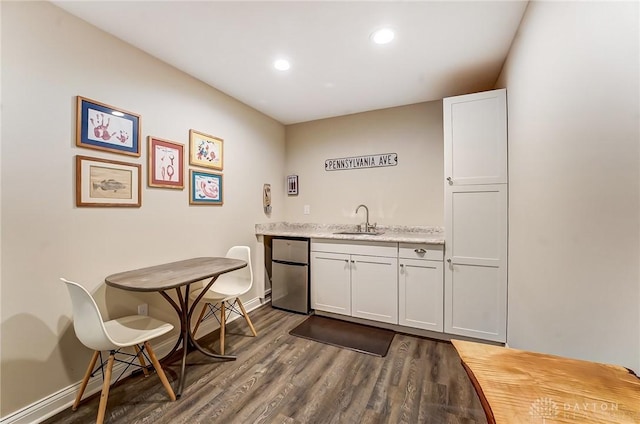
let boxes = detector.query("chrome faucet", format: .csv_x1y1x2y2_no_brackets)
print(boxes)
355,204,376,233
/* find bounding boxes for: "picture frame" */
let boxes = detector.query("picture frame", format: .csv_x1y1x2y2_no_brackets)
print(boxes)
148,136,184,189
76,155,142,207
287,175,299,195
189,169,223,205
189,129,223,170
76,96,141,157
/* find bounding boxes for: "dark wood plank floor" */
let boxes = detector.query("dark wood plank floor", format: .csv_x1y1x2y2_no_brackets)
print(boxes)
44,305,487,424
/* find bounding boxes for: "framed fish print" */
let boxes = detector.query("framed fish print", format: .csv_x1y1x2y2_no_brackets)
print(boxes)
76,155,142,207
189,169,223,205
76,96,141,157
189,129,223,171
148,136,184,189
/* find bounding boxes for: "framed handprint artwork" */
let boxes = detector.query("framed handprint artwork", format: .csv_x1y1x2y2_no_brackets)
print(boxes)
76,96,141,157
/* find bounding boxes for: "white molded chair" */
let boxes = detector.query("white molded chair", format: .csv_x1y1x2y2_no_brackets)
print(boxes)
190,246,257,355
61,278,176,424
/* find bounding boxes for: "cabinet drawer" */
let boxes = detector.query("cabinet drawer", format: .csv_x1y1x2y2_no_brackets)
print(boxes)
311,239,397,257
398,243,444,261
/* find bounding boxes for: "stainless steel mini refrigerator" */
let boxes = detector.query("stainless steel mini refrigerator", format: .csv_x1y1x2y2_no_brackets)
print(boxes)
271,238,310,314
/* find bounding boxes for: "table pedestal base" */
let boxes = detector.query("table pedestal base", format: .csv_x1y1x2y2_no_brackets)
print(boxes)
159,277,236,397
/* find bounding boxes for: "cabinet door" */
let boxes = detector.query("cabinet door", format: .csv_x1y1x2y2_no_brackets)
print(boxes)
311,251,351,315
351,255,398,324
399,258,443,332
444,184,507,342
444,88,507,186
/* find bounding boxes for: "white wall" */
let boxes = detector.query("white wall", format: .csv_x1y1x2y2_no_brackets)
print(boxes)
497,1,640,372
284,101,444,227
0,1,285,416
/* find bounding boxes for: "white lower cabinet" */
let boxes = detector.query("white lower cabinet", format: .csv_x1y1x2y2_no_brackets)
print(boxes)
398,248,444,332
310,251,351,315
351,254,398,324
444,262,506,341
311,240,398,324
398,244,444,332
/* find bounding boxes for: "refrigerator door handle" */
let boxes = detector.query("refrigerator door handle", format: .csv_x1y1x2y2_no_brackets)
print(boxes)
272,259,307,266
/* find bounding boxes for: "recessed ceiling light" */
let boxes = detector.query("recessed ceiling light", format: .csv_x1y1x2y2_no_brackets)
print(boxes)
371,28,394,45
274,59,291,71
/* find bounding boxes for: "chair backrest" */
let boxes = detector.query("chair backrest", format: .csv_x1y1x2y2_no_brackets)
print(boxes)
214,246,253,293
60,278,117,352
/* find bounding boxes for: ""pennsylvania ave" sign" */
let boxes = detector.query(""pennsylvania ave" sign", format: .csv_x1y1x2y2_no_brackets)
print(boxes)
325,153,398,171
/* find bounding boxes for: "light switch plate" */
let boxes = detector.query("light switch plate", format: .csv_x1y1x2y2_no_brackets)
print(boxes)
304,205,310,215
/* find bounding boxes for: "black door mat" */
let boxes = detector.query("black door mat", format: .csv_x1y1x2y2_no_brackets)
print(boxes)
289,315,395,357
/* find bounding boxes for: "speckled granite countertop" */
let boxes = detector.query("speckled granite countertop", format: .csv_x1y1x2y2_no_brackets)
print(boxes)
255,222,445,244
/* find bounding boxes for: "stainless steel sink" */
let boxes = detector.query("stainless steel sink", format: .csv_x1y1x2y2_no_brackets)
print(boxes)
333,230,385,236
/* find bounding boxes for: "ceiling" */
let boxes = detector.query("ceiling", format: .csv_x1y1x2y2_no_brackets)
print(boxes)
52,1,528,125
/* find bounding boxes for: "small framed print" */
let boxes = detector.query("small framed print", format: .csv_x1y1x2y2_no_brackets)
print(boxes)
76,96,141,157
189,129,223,170
76,155,141,207
148,136,184,189
189,169,223,205
287,175,298,195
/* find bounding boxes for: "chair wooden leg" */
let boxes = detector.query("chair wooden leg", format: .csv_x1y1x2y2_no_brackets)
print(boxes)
192,303,209,337
73,350,100,411
134,345,150,377
220,302,226,355
144,341,176,401
96,352,115,424
236,298,257,337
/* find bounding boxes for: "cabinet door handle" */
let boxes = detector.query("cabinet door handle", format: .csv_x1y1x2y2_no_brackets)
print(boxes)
447,258,452,264
358,260,393,266
414,248,426,254
315,256,347,262
446,176,453,184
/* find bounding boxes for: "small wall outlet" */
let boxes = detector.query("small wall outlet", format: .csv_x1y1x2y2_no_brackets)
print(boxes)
137,303,148,316
303,205,310,215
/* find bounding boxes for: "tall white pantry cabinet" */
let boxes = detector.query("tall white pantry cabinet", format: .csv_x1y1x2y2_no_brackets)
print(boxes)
443,88,508,343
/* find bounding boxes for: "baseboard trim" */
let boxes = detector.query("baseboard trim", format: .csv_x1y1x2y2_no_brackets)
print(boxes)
0,296,268,424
